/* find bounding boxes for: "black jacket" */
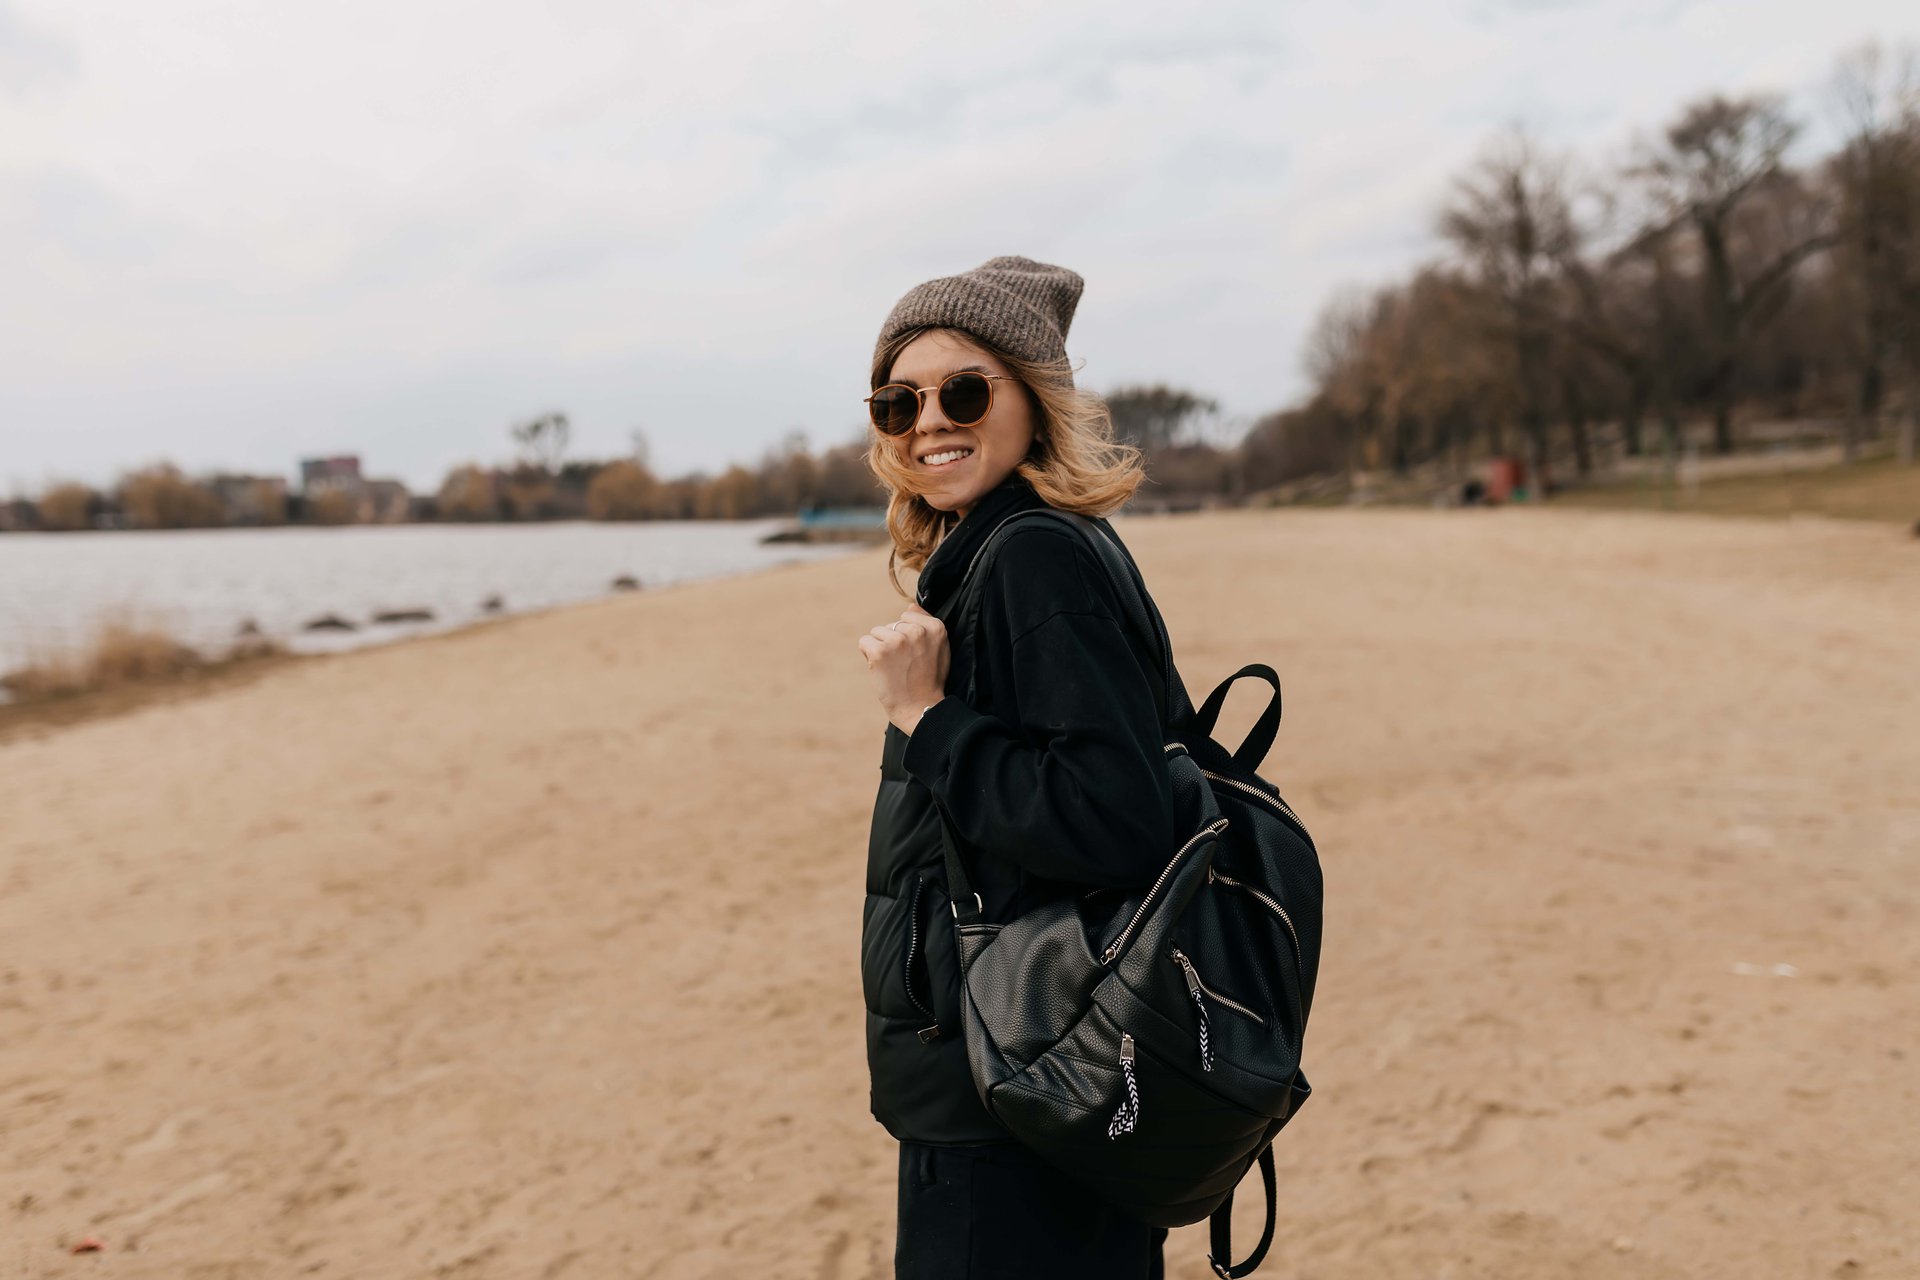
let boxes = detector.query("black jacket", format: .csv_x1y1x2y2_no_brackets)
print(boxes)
861,473,1178,1143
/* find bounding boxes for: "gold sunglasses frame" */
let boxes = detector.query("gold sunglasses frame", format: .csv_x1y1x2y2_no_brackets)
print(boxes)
864,371,1019,436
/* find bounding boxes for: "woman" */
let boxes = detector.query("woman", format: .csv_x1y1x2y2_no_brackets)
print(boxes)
854,257,1179,1278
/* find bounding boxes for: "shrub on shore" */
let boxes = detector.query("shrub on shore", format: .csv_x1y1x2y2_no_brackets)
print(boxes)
305,489,358,526
437,465,500,521
36,483,99,531
0,621,283,703
585,460,657,519
120,465,227,530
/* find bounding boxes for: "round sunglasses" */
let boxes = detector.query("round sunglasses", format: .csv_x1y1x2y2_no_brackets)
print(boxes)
865,370,1018,436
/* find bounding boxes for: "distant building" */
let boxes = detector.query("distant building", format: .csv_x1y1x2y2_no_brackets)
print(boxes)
298,456,410,524
300,456,364,495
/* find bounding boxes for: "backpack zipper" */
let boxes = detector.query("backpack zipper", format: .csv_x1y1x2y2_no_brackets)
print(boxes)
1171,946,1264,1025
1100,817,1230,965
1208,867,1303,973
1200,767,1308,837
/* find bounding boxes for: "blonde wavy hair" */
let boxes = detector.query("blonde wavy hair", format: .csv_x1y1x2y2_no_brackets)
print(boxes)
867,325,1146,598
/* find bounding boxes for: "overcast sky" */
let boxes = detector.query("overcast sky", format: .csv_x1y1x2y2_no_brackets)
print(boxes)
3,0,1915,493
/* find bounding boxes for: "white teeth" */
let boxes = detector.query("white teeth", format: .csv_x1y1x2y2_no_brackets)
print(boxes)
923,449,973,466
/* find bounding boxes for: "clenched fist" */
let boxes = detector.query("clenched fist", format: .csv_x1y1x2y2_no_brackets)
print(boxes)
856,602,950,736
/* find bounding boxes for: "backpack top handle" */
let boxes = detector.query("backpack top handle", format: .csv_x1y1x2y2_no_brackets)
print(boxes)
1191,664,1284,773
1208,1145,1278,1278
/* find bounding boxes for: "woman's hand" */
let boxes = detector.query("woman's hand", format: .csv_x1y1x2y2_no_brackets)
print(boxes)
857,602,950,736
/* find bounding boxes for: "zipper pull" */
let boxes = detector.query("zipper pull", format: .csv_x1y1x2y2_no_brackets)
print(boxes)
1171,949,1215,1072
1108,1033,1140,1139
1172,947,1203,999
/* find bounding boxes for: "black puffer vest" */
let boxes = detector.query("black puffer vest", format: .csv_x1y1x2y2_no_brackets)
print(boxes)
863,721,989,1142
861,474,1172,1144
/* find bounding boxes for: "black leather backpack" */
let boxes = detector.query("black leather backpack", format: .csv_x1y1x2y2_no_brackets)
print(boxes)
932,507,1323,1279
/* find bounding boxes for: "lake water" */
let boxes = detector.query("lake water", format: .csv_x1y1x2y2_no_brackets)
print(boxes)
0,521,865,678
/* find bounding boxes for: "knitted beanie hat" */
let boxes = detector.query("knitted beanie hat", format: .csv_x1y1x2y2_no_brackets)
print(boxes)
874,255,1084,383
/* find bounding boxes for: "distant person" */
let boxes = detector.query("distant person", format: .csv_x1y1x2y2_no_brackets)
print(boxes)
853,257,1177,1278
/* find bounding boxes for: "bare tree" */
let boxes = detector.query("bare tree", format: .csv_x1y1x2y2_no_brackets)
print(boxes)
1106,385,1220,453
1558,179,1703,462
1238,402,1347,491
1304,286,1387,472
817,440,886,508
758,429,820,514
1398,268,1519,476
1828,42,1920,462
1439,129,1577,490
1636,94,1837,454
510,412,572,474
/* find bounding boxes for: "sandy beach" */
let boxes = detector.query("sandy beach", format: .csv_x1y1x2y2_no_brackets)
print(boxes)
3,505,1916,1279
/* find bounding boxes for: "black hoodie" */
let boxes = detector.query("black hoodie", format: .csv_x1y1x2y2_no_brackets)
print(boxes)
861,472,1178,1143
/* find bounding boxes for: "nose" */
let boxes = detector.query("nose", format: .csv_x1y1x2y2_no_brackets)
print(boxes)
912,384,959,437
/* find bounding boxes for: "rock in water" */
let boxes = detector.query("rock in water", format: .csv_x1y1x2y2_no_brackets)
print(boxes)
303,614,357,633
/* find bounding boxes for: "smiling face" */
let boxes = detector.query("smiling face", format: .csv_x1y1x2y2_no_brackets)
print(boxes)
882,329,1037,521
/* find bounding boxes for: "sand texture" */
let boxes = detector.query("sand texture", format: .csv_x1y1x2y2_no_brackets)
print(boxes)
3,506,1917,1278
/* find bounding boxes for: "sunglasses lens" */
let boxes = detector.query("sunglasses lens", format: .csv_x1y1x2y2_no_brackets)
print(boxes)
869,386,918,434
939,372,993,425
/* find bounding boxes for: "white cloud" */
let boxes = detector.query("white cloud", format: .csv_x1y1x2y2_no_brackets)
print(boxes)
0,0,1915,490
0,0,73,98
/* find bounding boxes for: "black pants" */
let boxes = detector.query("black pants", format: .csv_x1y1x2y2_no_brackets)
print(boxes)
895,1141,1167,1279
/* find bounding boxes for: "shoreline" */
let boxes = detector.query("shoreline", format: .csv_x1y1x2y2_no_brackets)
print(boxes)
0,517,864,683
0,550,850,741
8,498,1912,742
0,529,867,727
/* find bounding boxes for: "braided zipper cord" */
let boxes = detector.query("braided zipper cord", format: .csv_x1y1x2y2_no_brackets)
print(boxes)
1190,987,1215,1071
1108,1054,1141,1139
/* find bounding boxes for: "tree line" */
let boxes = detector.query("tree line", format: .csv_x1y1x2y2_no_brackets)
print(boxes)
1245,42,1920,496
973,40,1920,506
463,424,888,523
12,42,1915,531
3,422,891,532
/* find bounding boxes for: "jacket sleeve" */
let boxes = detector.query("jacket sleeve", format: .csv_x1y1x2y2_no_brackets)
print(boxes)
899,527,1179,888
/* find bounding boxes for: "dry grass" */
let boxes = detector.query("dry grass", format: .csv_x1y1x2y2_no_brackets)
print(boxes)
0,618,286,712
1553,451,1920,525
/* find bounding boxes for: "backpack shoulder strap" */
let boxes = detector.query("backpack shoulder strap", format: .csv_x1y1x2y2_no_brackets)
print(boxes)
933,506,1190,927
954,507,1192,729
